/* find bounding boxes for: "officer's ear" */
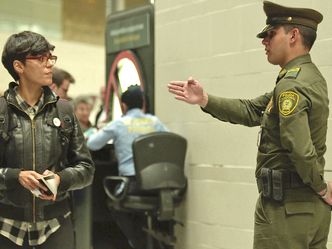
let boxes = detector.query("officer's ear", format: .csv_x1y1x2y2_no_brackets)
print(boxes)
289,28,300,42
13,60,24,75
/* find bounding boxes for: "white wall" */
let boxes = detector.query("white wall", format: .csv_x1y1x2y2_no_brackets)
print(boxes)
155,1,332,249
0,32,105,99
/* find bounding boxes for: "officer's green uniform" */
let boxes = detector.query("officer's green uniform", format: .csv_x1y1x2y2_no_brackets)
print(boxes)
203,1,330,249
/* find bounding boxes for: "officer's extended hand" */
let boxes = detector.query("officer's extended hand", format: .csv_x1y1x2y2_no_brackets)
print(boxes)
168,77,208,107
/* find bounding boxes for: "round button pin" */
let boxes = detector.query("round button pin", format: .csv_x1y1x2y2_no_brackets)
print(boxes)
53,117,61,127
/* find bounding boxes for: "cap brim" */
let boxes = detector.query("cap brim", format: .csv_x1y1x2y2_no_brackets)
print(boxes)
256,24,274,38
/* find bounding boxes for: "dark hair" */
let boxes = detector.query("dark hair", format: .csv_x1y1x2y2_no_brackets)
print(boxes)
1,31,55,81
121,85,144,110
283,25,317,50
52,67,75,87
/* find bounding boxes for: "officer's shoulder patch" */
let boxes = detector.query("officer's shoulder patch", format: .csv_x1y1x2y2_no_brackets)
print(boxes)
284,67,301,79
278,91,299,116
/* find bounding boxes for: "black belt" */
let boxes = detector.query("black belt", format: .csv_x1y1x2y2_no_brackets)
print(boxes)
281,171,306,189
257,169,306,201
257,170,305,191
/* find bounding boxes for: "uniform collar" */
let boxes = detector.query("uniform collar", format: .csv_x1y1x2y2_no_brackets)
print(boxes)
275,54,311,84
283,53,312,71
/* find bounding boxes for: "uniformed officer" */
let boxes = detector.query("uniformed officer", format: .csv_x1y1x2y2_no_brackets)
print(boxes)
168,1,331,249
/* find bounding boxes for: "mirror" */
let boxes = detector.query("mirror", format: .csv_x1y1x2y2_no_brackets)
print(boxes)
104,50,145,121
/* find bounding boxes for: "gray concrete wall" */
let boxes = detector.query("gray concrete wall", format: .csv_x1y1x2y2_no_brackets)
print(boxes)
155,1,332,248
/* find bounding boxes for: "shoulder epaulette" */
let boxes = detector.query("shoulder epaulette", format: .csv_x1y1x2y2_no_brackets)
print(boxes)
284,67,301,79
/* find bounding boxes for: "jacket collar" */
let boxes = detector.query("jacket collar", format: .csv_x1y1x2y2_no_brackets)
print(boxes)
5,82,58,109
126,108,144,116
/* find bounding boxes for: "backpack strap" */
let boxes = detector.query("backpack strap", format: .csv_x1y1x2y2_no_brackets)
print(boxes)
55,99,75,163
0,96,9,165
56,99,74,129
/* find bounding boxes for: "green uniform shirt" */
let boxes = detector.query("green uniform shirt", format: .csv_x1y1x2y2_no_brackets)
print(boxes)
203,54,329,193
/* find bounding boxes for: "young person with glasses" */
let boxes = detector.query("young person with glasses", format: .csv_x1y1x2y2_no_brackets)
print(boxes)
0,30,94,249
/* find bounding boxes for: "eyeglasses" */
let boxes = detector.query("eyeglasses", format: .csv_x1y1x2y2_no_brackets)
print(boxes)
25,54,57,66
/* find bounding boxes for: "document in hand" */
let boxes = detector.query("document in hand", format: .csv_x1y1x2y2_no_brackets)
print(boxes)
38,174,58,195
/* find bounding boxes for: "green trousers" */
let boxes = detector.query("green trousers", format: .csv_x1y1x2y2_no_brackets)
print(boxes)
253,189,331,249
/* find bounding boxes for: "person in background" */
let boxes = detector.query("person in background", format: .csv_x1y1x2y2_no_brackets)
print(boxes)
0,30,94,249
87,85,168,249
50,67,75,100
168,1,331,249
73,95,93,133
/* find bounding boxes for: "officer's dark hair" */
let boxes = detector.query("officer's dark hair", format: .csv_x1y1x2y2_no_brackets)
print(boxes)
1,31,55,81
121,85,144,110
52,67,75,87
283,25,317,50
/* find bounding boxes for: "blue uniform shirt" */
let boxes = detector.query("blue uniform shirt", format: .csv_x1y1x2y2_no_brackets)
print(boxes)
87,108,168,176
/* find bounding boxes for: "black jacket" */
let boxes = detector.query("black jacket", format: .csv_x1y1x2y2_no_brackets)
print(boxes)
0,82,95,222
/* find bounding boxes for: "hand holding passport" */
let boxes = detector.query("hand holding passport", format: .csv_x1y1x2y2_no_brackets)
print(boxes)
31,174,58,197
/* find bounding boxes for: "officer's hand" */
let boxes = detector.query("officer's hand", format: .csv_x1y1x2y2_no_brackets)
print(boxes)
168,77,208,107
320,182,332,205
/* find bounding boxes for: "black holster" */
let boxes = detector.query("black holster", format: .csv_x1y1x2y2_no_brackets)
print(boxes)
257,168,285,202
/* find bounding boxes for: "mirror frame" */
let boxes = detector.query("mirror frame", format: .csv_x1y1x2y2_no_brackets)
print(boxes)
104,50,145,121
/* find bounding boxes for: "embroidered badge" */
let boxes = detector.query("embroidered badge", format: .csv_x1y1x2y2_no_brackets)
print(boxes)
278,91,299,116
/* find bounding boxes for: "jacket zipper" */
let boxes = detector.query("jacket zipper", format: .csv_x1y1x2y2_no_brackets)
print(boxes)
8,99,57,222
7,102,38,221
31,100,56,222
